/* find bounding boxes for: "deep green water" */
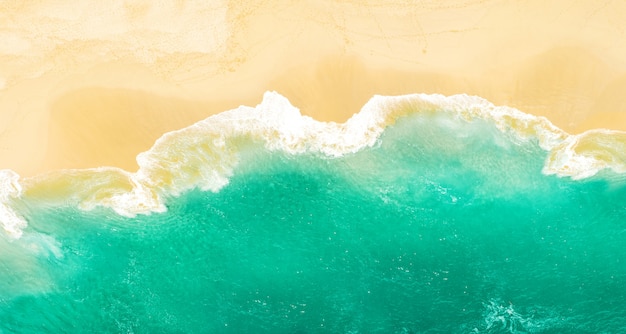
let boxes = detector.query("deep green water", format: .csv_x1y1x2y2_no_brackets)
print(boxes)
2,112,626,333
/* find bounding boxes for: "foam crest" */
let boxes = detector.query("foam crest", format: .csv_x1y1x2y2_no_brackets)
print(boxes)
6,91,626,238
543,130,626,179
112,91,626,217
131,91,571,208
0,169,27,238
133,91,386,198
369,93,626,180
473,299,566,333
21,167,166,218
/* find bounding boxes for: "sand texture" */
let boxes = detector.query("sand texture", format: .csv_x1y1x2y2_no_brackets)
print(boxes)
1,0,626,176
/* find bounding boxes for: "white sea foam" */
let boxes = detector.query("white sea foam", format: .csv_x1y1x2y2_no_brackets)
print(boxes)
542,129,626,179
473,299,566,333
4,91,626,238
73,167,168,217
0,169,27,238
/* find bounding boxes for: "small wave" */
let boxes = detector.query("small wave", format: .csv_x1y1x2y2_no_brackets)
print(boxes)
3,91,626,238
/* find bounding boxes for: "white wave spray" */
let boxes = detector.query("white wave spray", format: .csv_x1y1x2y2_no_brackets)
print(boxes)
2,91,626,238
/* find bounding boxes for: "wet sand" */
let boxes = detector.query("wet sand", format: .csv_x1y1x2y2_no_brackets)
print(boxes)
1,0,626,176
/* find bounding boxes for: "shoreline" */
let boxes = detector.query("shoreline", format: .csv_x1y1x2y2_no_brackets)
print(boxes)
1,1,626,177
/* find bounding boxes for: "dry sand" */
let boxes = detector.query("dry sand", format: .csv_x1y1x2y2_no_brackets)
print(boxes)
1,0,626,177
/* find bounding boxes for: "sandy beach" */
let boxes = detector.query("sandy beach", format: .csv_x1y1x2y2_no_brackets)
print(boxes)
1,0,626,177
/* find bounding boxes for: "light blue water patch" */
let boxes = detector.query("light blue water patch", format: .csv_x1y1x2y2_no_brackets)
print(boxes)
2,112,626,333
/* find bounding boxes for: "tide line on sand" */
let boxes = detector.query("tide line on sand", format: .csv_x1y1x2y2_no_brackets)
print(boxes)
2,91,626,238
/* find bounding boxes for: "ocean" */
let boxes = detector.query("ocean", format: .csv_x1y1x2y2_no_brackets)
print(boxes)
1,92,626,333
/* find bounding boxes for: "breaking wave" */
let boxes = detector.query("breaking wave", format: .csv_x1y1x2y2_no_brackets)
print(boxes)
2,91,626,238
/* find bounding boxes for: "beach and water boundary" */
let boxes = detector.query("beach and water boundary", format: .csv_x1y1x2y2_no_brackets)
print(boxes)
2,1,626,332
1,92,626,332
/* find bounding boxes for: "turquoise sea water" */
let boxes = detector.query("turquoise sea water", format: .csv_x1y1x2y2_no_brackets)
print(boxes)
1,93,626,333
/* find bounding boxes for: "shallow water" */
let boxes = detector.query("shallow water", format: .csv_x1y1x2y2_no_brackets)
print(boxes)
2,93,626,333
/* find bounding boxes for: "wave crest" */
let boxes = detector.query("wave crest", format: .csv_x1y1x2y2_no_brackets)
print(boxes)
3,91,626,238
0,169,26,238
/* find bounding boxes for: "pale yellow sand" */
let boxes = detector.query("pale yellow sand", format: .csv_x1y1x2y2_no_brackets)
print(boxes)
1,0,626,177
